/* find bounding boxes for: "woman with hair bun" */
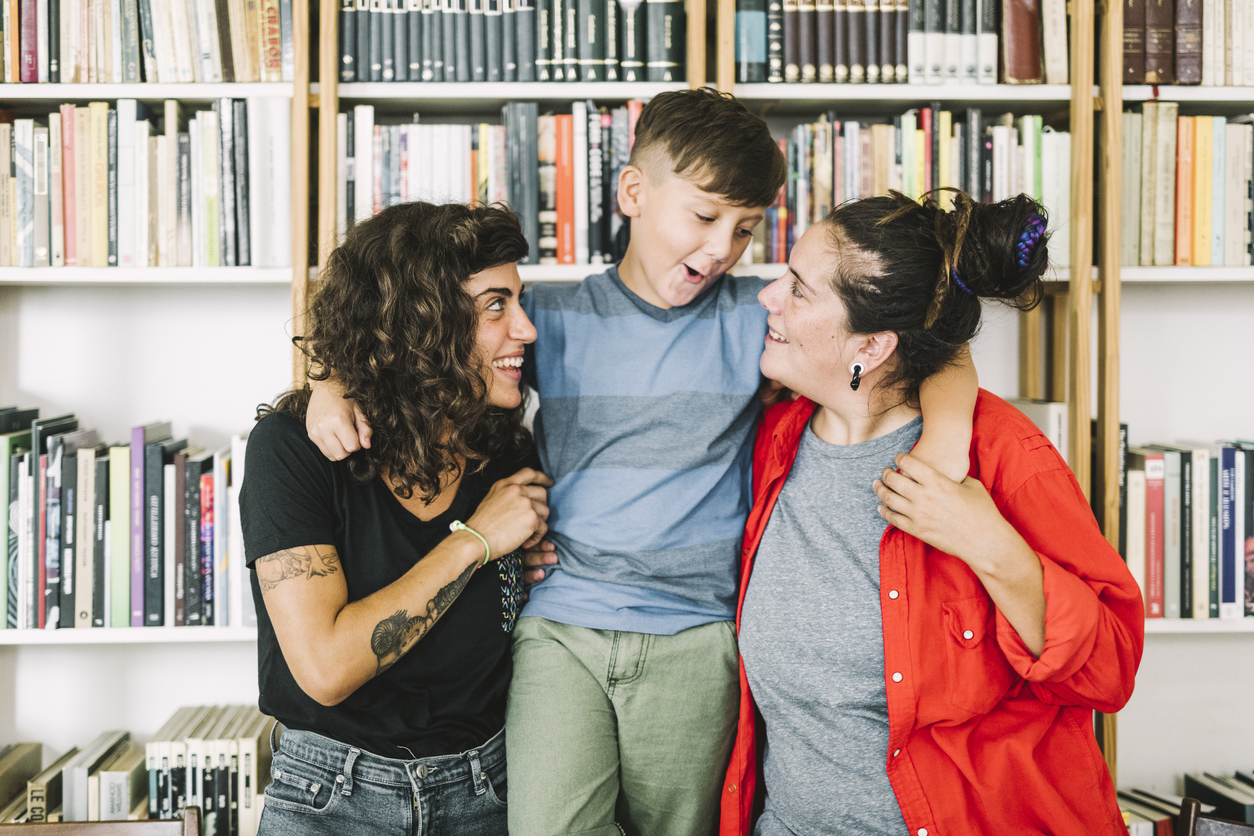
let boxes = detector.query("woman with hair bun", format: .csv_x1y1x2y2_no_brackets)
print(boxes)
240,201,552,835
720,192,1144,836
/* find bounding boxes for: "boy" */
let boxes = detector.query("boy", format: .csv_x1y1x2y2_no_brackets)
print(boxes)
306,88,976,836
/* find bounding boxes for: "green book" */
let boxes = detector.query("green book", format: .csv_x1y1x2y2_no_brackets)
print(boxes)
0,428,34,629
109,445,131,628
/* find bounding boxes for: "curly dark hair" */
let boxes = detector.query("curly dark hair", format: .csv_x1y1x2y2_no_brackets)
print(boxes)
261,201,533,503
823,189,1048,400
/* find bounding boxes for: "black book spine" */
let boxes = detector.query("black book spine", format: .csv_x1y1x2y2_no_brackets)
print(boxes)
183,464,202,625
767,0,783,81
341,0,357,80
228,751,239,836
621,0,646,81
42,442,62,629
143,442,163,626
471,0,488,79
578,0,601,79
422,0,438,78
737,0,768,82
213,756,228,836
443,0,458,79
1180,453,1193,617
216,99,237,267
394,0,410,79
864,0,878,81
369,0,383,80
382,0,396,79
649,0,683,80
57,452,76,629
959,0,973,79
879,0,894,81
48,0,59,81
92,456,107,627
486,0,503,80
563,0,579,79
503,0,517,79
107,109,118,265
833,0,847,81
848,0,864,81
550,0,564,79
923,0,940,80
895,0,907,80
455,0,472,80
798,0,815,81
345,109,355,233
536,0,552,78
408,0,423,79
357,0,373,77
137,0,159,80
601,111,612,256
172,752,186,817
587,105,603,262
815,0,832,81
233,100,250,266
782,0,799,81
943,0,957,79
603,0,618,78
928,100,940,194
517,0,536,78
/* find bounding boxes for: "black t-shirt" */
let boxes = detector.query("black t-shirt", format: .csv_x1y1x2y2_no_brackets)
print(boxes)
239,411,529,759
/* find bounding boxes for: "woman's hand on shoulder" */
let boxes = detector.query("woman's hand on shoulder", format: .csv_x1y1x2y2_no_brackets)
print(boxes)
873,452,1024,575
466,468,554,559
307,377,373,461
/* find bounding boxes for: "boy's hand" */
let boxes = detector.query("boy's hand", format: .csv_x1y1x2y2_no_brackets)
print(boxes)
307,378,373,461
522,539,559,586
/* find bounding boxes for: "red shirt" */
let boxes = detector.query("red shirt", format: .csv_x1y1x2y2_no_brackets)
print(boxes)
720,391,1144,836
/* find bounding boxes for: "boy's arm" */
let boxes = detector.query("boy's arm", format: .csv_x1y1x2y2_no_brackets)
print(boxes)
307,376,373,461
913,345,978,482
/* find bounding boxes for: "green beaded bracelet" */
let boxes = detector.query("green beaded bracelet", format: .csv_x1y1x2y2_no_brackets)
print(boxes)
450,520,491,566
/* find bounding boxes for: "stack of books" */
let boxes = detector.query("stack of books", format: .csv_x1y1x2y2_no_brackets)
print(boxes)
0,406,254,631
337,0,685,83
1125,0,1254,86
1121,104,1254,268
0,98,291,270
0,0,298,83
734,0,1068,85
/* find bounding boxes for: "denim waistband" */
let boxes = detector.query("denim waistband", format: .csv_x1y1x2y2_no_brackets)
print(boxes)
272,725,505,793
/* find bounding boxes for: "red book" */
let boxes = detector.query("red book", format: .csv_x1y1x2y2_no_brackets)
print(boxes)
920,106,933,193
555,114,574,265
1131,447,1166,618
626,100,642,150
61,104,77,266
37,453,47,629
199,473,214,625
19,0,37,82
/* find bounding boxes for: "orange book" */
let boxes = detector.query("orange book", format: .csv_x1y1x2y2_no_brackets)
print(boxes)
1175,115,1194,265
8,0,18,82
555,114,575,265
626,100,643,150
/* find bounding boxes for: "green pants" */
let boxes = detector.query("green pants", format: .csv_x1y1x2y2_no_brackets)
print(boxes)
505,616,740,836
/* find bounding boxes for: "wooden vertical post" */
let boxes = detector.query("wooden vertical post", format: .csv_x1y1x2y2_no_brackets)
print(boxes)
319,0,340,267
689,0,708,87
717,0,736,91
1019,308,1044,400
1067,0,1095,498
1049,290,1068,402
290,0,311,387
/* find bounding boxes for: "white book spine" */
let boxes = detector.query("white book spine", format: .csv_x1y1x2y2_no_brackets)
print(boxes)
190,116,204,266
50,113,65,266
102,520,112,627
1190,449,1210,618
117,100,137,267
202,110,221,266
1230,0,1243,87
135,122,150,266
193,0,225,81
925,29,944,84
37,0,49,81
111,0,123,80
944,31,961,82
169,0,197,82
63,0,77,82
353,105,375,224
246,98,268,266
1223,123,1243,265
1245,1,1254,85
960,26,977,83
157,135,171,266
991,124,1009,202
572,101,589,265
1,0,10,81
1041,0,1067,83
908,30,925,83
267,98,291,267
1202,0,1216,85
336,112,348,244
1211,116,1225,265
1126,470,1148,614
1152,104,1177,266
1122,112,1141,267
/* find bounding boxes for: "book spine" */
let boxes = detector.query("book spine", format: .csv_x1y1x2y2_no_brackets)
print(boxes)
455,0,471,79
865,0,879,82
33,127,49,267
783,0,799,81
740,0,769,81
515,0,534,78
538,115,557,262
975,0,994,82
1152,102,1177,266
216,100,237,266
1175,0,1202,84
381,0,396,78
117,100,136,267
260,0,282,79
340,0,356,79
129,429,145,627
957,0,974,81
485,0,501,80
924,0,942,82
833,0,847,81
502,0,517,78
1145,455,1165,617
109,446,129,627
849,0,864,80
1218,449,1237,617
57,448,75,630
1040,0,1066,82
107,109,118,267
563,0,578,79
1144,0,1174,83
587,106,603,264
576,0,599,79
645,0,682,80
942,0,958,81
1176,115,1193,266
48,0,59,81
1000,0,1042,82
536,0,552,78
1128,0,1149,85
906,0,923,81
1180,453,1194,617
767,0,784,80
200,473,214,625
395,0,412,79
143,443,163,626
233,100,249,266
555,113,574,264
176,133,192,266
93,456,107,627
19,0,35,82
551,0,564,78
798,0,815,81
880,0,895,82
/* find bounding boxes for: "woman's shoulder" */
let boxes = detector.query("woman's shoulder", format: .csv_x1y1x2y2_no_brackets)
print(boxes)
247,410,339,476
972,390,1071,493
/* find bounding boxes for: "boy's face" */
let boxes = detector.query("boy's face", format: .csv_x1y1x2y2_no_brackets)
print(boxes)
617,164,766,309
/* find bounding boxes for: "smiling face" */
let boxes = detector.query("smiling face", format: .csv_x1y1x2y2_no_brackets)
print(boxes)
465,262,537,409
617,164,766,309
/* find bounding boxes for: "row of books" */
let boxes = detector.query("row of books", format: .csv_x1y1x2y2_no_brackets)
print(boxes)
0,98,291,270
0,407,256,630
1123,439,1254,621
0,0,296,84
0,705,274,835
734,0,1067,85
338,0,685,83
1182,771,1254,824
339,100,638,266
1125,0,1254,86
743,106,1071,265
1121,104,1254,268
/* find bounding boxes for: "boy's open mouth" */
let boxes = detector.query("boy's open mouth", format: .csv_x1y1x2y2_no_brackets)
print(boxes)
683,264,706,283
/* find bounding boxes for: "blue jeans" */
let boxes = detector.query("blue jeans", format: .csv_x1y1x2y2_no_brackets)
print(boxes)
257,725,507,836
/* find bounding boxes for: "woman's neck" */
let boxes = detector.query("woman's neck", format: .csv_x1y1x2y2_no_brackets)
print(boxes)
809,387,920,447
382,461,465,522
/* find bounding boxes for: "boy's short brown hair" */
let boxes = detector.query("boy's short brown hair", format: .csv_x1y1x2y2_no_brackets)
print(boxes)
629,88,787,209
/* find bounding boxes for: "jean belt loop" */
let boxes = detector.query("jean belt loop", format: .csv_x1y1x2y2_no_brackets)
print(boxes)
340,747,360,796
268,721,283,756
467,749,486,796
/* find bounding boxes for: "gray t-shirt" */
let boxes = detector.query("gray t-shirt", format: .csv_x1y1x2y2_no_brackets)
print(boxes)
739,415,923,836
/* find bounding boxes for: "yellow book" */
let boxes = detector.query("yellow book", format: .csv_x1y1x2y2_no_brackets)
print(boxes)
477,123,490,207
1193,115,1213,266
89,101,109,268
202,111,221,267
938,110,952,208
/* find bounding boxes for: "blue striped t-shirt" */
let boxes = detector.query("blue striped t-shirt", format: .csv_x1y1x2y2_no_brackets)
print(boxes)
520,267,770,635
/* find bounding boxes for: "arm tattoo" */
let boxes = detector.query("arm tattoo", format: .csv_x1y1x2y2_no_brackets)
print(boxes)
256,545,341,593
370,561,477,675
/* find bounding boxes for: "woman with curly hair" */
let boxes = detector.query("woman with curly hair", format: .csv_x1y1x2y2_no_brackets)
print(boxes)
239,201,551,836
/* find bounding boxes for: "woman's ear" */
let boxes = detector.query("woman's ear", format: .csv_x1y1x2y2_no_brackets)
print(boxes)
618,165,644,218
854,331,900,376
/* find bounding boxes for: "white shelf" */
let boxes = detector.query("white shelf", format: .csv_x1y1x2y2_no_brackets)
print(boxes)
1124,85,1254,103
0,266,293,286
0,627,258,645
733,83,1074,113
322,82,685,111
1143,618,1254,634
1116,266,1254,283
0,82,294,101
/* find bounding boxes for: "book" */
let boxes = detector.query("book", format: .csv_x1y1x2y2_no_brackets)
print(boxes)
62,731,130,821
1000,0,1042,82
0,742,41,813
1183,773,1254,823
98,741,146,821
1176,0,1202,83
27,748,80,823
1129,446,1166,618
129,420,171,627
1144,0,1173,83
1175,115,1194,266
108,444,130,628
645,0,684,80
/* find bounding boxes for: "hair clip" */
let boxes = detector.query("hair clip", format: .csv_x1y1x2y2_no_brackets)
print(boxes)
950,267,973,295
1016,213,1048,269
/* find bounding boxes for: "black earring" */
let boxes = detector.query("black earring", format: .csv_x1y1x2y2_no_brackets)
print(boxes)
850,363,864,391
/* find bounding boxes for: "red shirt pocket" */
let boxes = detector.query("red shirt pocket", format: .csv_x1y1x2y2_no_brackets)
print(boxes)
942,595,1016,715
